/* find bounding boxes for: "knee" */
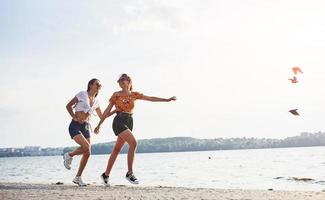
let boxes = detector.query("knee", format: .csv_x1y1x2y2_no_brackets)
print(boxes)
83,149,90,158
129,140,137,150
82,145,91,157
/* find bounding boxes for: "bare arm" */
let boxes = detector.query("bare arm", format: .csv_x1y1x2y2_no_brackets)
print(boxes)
94,102,115,134
95,107,103,120
66,97,78,120
139,95,176,102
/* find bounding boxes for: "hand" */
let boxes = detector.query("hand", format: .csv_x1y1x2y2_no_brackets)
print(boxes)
168,96,177,102
94,126,101,134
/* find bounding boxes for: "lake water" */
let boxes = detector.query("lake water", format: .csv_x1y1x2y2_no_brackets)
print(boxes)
1,146,325,191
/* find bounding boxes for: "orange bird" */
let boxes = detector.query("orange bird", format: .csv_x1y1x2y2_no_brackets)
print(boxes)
289,109,300,116
292,67,303,75
288,76,298,83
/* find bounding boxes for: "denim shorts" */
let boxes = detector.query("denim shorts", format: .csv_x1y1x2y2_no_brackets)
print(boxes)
68,120,91,139
112,113,133,136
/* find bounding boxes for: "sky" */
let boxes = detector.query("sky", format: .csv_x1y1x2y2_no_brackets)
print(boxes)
1,0,325,148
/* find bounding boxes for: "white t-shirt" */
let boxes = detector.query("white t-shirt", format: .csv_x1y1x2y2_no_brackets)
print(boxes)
74,91,100,114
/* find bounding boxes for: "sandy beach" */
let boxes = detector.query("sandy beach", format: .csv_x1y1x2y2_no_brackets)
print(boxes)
0,182,324,200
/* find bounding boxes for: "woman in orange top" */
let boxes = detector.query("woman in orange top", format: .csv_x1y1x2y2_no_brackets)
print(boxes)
94,73,176,186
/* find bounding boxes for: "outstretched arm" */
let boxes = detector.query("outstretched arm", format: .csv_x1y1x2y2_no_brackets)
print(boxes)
139,95,176,102
94,102,115,134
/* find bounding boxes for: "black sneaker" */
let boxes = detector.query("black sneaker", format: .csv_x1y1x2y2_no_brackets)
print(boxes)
100,172,110,187
125,172,139,184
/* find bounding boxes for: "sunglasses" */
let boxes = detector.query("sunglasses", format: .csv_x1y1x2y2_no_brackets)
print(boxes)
95,82,102,88
118,77,129,82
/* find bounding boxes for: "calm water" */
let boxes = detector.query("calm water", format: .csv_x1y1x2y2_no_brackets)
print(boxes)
1,146,325,191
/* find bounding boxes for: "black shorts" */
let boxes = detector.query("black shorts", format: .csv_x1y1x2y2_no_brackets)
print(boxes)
112,113,133,136
68,120,91,139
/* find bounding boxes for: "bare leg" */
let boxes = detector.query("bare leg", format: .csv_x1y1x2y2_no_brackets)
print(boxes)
69,147,83,157
72,135,91,177
104,136,125,176
118,129,137,174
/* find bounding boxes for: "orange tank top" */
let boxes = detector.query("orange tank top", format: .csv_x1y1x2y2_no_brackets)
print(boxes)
109,91,144,113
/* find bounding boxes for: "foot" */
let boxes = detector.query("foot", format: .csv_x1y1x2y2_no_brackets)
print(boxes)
72,176,87,186
63,152,73,170
126,172,139,184
100,172,110,187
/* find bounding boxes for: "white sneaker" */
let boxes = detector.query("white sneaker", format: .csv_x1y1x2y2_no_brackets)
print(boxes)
63,152,73,170
73,176,87,186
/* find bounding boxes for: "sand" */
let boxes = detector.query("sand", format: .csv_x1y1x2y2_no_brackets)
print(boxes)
1,182,325,200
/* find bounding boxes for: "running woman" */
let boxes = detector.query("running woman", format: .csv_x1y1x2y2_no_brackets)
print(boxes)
94,74,176,186
64,78,115,186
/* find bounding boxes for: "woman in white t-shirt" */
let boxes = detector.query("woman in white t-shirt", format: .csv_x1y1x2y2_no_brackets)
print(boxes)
64,78,115,186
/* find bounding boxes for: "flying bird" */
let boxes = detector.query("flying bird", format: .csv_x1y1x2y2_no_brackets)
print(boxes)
288,76,298,83
292,67,303,75
289,109,300,116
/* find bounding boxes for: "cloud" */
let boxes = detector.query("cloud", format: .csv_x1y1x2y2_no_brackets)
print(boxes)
113,2,187,33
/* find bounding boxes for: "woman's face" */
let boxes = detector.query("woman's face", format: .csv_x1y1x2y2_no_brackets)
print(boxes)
91,80,102,92
118,78,130,90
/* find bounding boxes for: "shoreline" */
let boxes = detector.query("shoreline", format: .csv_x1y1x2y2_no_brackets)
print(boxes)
1,182,325,200
1,145,325,159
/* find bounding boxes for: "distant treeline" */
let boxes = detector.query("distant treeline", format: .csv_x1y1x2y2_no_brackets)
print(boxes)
63,132,325,155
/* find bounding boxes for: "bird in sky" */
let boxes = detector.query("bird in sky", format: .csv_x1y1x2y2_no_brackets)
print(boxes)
288,76,298,83
292,67,303,75
289,109,300,116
